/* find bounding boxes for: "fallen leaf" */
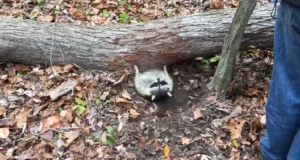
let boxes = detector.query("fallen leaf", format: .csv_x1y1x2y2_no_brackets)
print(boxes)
129,108,140,116
246,88,261,96
251,117,261,133
140,14,151,21
260,115,266,125
225,117,247,140
115,97,133,104
0,106,6,116
117,122,123,132
0,154,10,160
113,71,129,85
37,15,53,22
69,7,85,19
231,139,240,148
206,95,217,101
121,90,132,100
41,115,61,133
193,108,203,119
181,137,191,145
64,131,80,145
164,144,170,158
0,128,9,138
211,0,224,9
63,64,74,72
100,91,110,100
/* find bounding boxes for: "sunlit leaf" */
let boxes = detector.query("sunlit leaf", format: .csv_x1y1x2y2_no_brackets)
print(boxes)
106,126,114,134
95,99,102,105
232,139,241,148
106,135,116,146
164,144,170,157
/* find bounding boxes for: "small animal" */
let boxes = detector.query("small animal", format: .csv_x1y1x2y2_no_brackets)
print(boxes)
134,65,173,101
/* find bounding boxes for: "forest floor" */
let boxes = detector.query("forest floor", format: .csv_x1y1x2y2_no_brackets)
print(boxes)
0,46,273,160
0,0,273,159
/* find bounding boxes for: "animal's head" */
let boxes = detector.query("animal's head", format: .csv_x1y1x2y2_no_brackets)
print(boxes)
149,78,172,101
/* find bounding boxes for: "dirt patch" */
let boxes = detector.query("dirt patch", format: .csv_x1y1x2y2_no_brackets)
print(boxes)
0,49,270,159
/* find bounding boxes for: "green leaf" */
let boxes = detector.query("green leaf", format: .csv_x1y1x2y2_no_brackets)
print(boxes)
127,4,132,8
106,135,116,146
95,99,102,105
76,106,86,115
120,12,129,23
75,97,83,105
210,56,220,62
17,16,24,20
72,105,80,110
58,107,63,112
103,10,109,18
106,126,114,134
119,1,126,5
16,71,27,77
81,100,87,106
55,5,60,11
201,60,210,66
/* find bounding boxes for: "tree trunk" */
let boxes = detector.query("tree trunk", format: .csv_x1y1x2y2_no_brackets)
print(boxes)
0,4,274,71
210,0,258,95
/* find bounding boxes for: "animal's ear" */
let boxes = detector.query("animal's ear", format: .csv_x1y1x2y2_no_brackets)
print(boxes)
151,95,156,101
134,65,140,74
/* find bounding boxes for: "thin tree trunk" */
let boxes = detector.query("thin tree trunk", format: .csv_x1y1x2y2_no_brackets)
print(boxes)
210,0,258,94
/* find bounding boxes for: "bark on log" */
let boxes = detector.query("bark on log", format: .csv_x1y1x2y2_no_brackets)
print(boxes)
0,4,275,71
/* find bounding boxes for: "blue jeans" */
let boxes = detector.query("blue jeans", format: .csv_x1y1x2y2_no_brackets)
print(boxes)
260,1,300,160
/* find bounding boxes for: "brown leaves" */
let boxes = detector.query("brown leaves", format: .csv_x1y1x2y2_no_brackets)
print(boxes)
225,117,247,140
193,108,203,119
41,114,61,133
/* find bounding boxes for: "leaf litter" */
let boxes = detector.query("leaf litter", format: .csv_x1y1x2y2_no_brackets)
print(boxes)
0,0,269,26
0,46,272,159
0,0,272,159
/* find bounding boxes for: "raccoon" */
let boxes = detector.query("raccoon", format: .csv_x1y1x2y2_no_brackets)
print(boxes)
134,65,173,101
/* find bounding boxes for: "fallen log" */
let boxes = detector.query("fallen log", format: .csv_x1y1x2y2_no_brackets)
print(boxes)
0,4,275,71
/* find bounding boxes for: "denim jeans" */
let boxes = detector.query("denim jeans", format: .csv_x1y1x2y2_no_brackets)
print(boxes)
260,1,300,160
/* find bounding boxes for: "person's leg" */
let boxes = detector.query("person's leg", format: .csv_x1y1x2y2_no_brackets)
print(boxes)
260,1,300,160
288,128,300,159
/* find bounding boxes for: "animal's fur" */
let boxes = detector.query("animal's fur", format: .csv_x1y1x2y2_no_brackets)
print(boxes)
134,65,173,101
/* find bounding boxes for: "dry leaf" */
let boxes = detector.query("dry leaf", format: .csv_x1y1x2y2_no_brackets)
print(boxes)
121,90,132,100
64,131,80,145
0,128,9,138
251,117,261,133
37,15,53,22
181,137,191,145
193,108,203,119
206,95,217,101
0,106,7,116
117,122,123,132
0,154,10,160
115,97,133,104
113,71,129,85
69,8,85,19
41,115,61,133
129,108,140,116
63,64,74,72
100,91,110,100
164,144,170,157
225,117,247,140
260,115,266,125
140,14,151,21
